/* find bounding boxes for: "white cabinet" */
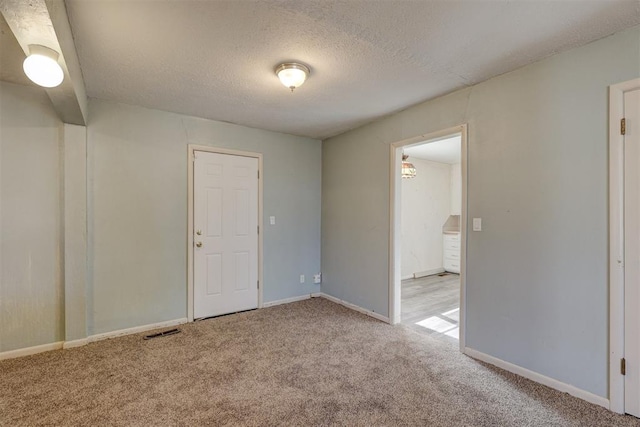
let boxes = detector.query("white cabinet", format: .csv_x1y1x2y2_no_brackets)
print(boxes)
443,233,460,273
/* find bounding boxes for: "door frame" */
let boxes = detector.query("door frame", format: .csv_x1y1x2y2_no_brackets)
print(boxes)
389,124,468,351
609,78,640,413
187,144,264,322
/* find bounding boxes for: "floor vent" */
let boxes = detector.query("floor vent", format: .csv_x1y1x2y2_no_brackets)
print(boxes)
143,328,181,340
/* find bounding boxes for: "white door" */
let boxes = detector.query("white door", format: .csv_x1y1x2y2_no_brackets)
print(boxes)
193,151,259,319
624,87,640,417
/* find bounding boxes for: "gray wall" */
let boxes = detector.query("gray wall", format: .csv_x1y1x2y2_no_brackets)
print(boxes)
0,82,64,352
0,85,320,350
87,99,321,335
321,26,640,397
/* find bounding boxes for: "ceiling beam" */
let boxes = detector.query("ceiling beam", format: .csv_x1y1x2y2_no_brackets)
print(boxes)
0,0,87,125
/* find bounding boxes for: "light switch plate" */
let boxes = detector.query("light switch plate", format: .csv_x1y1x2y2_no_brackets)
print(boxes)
269,216,276,225
473,218,482,231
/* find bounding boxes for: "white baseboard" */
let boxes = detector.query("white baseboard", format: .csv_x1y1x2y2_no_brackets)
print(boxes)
89,318,188,343
463,347,609,409
401,275,413,281
318,292,390,323
414,268,445,278
263,294,312,308
0,341,64,361
63,338,89,349
1,318,190,360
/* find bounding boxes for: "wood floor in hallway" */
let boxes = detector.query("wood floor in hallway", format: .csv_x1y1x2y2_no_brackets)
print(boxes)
401,273,460,344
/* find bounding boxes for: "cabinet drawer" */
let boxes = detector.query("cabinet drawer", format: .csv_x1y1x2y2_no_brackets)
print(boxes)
444,259,460,273
444,233,460,242
444,249,460,260
444,240,460,250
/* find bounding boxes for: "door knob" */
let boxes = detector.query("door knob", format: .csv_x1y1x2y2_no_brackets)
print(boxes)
196,242,203,248
196,230,202,235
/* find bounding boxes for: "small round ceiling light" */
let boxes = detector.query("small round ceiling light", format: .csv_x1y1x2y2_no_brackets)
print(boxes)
23,45,64,88
275,62,310,92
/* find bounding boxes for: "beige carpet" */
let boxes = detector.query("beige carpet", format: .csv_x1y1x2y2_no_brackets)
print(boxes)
0,298,637,426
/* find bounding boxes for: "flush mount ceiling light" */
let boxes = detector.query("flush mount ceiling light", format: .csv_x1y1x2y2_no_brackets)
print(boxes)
23,45,64,88
275,62,310,92
402,154,417,179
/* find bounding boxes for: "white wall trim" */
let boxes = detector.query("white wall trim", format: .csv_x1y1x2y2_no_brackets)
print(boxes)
609,78,640,414
262,294,312,308
1,318,190,360
88,318,188,343
319,292,390,323
402,268,445,281
414,268,446,279
62,338,89,349
0,341,64,361
187,144,264,322
459,126,468,353
389,124,468,354
464,347,609,409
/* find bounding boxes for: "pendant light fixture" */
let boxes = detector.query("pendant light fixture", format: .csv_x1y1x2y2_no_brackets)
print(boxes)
275,62,310,92
23,45,64,88
402,154,417,179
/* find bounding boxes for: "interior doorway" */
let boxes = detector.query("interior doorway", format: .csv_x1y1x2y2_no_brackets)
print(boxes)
389,125,467,350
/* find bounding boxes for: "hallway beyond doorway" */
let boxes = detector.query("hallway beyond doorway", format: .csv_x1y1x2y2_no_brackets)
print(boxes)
401,273,460,344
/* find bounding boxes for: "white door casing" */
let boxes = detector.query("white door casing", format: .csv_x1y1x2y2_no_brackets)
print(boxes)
389,124,468,351
193,150,259,319
624,87,640,417
610,78,640,415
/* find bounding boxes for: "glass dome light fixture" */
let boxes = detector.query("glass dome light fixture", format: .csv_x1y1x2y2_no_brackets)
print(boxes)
402,154,417,179
23,44,64,88
275,62,310,92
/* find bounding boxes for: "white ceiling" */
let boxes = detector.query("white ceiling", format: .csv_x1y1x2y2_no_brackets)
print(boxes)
35,1,640,139
405,135,461,165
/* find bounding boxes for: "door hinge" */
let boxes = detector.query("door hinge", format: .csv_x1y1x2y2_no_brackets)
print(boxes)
257,280,260,289
257,170,260,179
621,358,626,375
257,225,259,234
621,118,626,136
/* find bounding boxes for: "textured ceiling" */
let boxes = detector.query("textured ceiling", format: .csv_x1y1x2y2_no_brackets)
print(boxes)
0,13,34,87
61,0,640,139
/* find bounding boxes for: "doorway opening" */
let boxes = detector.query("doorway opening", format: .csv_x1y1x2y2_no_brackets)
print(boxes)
389,125,467,350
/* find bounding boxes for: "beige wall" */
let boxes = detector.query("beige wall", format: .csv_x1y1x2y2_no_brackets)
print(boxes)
401,158,451,278
450,163,461,215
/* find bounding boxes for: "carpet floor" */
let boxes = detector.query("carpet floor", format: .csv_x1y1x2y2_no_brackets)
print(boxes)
0,298,638,426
